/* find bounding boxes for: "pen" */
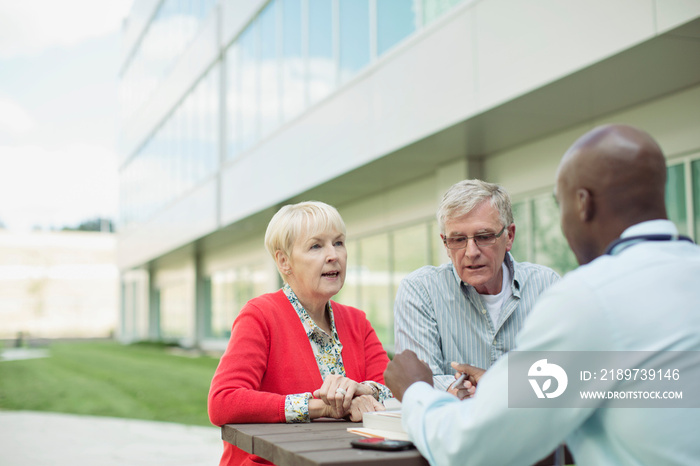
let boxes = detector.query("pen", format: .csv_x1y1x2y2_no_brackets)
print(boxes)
453,372,467,388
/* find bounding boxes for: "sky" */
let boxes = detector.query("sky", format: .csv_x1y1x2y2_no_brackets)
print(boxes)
0,0,134,232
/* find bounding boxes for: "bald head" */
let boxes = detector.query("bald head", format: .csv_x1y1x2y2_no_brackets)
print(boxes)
555,124,668,264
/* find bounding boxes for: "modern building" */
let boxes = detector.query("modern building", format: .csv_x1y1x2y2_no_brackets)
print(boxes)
118,0,700,350
0,230,118,340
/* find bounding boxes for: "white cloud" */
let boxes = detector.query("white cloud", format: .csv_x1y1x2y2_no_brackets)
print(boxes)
0,94,34,135
0,0,133,59
0,143,118,231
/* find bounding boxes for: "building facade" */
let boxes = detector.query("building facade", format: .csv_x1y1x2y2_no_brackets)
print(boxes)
0,230,118,340
118,0,700,350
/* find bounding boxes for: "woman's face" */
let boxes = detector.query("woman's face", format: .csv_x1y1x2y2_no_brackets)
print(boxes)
284,227,347,310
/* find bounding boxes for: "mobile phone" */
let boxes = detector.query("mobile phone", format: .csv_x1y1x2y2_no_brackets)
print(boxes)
350,438,415,451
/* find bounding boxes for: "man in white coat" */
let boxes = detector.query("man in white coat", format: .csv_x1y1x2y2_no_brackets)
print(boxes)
385,124,700,466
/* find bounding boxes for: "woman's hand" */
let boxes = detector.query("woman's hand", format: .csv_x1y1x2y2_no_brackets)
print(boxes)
312,375,373,418
308,398,343,419
346,395,385,422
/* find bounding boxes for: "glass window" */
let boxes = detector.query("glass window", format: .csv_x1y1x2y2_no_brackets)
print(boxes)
358,234,392,345
163,119,175,208
160,282,191,340
201,83,212,182
182,95,194,193
194,71,206,179
693,159,700,242
181,0,199,45
393,223,429,283
205,65,220,176
666,164,688,236
335,238,360,307
207,264,272,338
331,220,446,348
174,106,185,198
226,43,241,159
239,24,259,152
259,1,280,137
376,0,416,56
422,0,464,25
188,89,197,187
119,65,220,229
282,0,305,120
339,0,370,83
120,0,217,122
308,0,335,104
429,221,447,266
511,199,532,262
121,163,130,226
210,270,234,338
194,80,205,183
532,194,577,275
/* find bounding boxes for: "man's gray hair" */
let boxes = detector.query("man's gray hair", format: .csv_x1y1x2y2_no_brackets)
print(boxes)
437,179,514,233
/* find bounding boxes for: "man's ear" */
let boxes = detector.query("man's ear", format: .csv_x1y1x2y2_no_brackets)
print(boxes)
504,223,516,252
576,188,594,222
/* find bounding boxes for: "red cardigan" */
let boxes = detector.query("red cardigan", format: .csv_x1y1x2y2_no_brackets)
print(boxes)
208,290,390,465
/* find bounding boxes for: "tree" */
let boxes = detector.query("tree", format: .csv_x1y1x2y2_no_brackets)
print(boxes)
62,217,115,233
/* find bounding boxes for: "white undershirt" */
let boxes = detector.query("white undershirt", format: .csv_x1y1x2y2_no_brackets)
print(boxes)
480,263,512,328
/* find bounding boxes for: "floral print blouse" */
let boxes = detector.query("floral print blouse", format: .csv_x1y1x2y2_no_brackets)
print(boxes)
282,284,392,422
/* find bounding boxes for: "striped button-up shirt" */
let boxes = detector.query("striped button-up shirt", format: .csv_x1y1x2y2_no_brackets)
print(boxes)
394,253,559,389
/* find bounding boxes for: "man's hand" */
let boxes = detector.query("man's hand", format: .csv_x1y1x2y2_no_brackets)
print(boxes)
449,361,485,399
384,350,433,401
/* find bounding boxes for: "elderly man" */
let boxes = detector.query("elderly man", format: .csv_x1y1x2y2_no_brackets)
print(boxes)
385,125,700,465
394,179,559,391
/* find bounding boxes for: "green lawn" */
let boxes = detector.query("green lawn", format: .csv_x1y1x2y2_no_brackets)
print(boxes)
0,340,220,426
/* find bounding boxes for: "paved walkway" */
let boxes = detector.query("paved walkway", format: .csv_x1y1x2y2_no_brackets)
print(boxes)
0,411,223,465
0,347,50,361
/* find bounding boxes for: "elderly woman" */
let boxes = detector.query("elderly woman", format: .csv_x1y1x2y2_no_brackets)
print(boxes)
208,201,392,466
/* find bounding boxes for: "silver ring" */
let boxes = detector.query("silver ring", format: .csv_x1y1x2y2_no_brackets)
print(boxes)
336,387,347,396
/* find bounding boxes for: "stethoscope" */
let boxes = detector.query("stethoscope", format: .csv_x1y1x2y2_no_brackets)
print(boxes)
604,234,695,255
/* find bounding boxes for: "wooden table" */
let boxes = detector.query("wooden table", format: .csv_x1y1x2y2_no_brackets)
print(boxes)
222,420,429,466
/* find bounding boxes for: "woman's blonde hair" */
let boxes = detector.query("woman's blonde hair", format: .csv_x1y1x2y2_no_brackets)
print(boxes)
264,201,346,267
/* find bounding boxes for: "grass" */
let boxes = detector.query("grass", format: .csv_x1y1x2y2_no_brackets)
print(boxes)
0,340,220,426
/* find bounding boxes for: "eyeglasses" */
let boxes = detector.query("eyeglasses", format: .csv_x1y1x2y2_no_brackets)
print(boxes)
443,226,507,249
